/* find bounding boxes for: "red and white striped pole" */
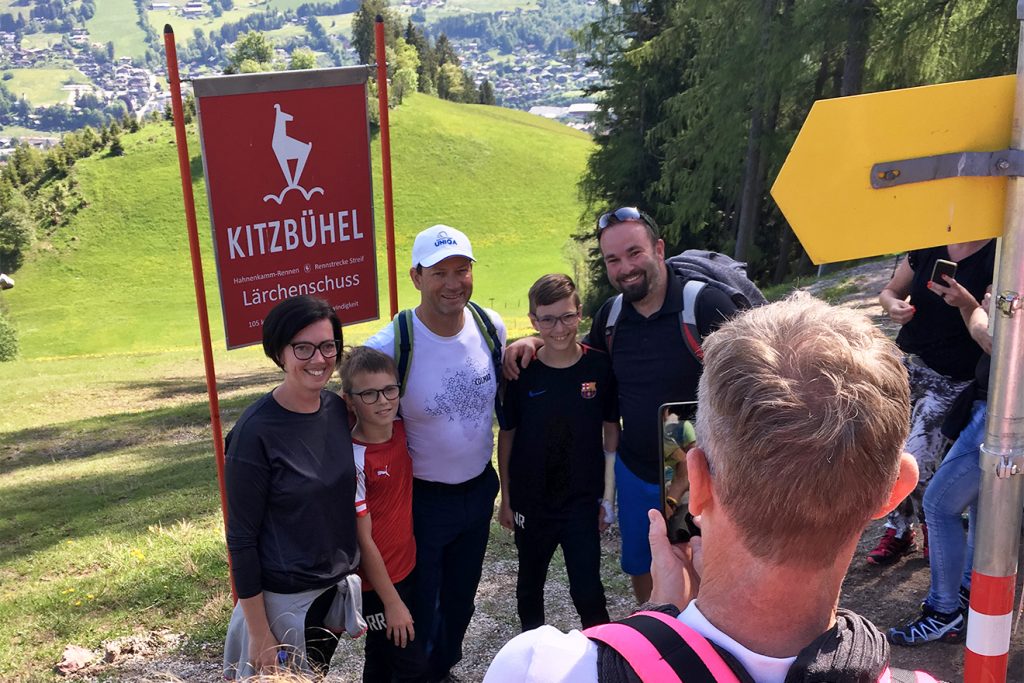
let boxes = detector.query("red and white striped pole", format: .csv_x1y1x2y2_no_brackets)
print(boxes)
964,4,1024,681
964,574,1015,682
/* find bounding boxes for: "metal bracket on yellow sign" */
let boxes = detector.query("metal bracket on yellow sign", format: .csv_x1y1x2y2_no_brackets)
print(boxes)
871,150,1024,189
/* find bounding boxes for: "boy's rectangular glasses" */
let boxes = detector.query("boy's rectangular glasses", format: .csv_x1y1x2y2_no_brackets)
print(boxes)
350,385,401,404
535,312,581,329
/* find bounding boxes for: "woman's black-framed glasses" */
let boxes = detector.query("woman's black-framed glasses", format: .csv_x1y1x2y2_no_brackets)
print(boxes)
534,311,581,330
596,206,658,235
350,385,401,404
289,340,341,361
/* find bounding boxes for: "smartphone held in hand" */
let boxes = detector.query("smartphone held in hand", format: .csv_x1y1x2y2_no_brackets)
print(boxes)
931,258,957,285
659,401,701,543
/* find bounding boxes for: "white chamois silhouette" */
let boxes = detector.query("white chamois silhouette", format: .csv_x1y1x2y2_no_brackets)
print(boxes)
271,104,312,189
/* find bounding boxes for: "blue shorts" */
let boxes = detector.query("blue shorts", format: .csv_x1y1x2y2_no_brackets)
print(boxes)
615,457,660,576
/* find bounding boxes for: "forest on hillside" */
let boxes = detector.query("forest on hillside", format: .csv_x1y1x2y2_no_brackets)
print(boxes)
575,0,1017,309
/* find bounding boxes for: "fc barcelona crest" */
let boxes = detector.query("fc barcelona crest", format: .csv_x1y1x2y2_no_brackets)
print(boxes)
580,381,597,399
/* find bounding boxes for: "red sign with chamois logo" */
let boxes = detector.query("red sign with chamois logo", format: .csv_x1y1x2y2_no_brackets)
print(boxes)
194,67,378,348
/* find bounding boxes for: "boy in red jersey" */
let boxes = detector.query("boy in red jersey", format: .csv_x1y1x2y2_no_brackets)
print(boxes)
341,347,427,682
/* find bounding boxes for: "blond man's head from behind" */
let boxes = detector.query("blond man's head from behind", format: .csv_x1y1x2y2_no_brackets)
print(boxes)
696,293,910,568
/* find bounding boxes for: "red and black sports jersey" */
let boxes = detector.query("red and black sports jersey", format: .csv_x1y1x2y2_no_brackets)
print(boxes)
501,345,618,517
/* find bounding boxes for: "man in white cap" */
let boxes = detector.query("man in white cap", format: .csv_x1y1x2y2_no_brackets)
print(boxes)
365,225,506,682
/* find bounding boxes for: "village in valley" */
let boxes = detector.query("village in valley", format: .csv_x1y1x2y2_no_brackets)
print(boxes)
0,0,602,156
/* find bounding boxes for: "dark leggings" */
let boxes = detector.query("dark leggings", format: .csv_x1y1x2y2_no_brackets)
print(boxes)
304,585,340,675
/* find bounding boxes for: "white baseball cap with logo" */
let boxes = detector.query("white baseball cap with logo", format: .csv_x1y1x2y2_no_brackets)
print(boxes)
411,224,475,268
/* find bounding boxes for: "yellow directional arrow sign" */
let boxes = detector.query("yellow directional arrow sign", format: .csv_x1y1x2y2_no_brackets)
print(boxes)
771,75,1014,264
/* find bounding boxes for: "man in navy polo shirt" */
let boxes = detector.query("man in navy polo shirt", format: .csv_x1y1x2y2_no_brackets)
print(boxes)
505,208,736,602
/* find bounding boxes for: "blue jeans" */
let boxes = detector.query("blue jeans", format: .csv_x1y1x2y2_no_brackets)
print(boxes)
922,400,984,613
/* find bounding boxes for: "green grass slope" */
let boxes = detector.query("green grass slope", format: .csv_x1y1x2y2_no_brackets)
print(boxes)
5,93,593,359
5,67,91,107
87,0,158,61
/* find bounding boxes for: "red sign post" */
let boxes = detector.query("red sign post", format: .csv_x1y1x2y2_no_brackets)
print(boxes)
194,68,379,348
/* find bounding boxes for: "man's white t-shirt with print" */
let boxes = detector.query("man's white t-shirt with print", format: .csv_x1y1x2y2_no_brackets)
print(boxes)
482,601,797,683
364,307,506,485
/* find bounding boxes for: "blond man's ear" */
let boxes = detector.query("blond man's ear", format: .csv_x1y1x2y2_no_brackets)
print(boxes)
872,453,919,520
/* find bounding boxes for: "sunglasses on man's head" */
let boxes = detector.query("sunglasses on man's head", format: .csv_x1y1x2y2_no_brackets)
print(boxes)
596,207,659,235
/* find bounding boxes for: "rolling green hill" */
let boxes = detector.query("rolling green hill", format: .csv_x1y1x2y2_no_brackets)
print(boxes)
4,93,593,359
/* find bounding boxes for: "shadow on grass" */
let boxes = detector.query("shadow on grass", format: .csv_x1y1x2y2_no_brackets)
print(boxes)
0,436,226,566
121,370,281,402
0,391,267,477
190,153,204,180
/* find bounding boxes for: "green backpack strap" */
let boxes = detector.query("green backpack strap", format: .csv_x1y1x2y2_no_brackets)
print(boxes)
392,309,414,397
467,302,504,422
467,301,503,382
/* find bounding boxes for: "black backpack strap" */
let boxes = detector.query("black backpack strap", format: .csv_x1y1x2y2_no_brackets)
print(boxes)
679,279,706,363
392,310,414,397
604,294,624,355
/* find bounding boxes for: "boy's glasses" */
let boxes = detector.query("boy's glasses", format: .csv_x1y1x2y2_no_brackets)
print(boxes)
534,312,581,330
350,385,401,404
290,340,341,360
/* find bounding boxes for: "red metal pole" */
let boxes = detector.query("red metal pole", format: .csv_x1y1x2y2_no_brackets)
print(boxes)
375,15,399,319
163,25,235,601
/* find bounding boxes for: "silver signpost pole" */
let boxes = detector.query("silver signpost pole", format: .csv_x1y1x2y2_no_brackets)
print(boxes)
964,5,1024,682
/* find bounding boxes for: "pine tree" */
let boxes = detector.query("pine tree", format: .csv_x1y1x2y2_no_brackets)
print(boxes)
351,0,402,65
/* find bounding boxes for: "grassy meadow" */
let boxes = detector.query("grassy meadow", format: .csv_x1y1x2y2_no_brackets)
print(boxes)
0,93,591,679
18,33,64,51
314,12,355,39
5,93,591,358
86,0,151,60
3,68,91,108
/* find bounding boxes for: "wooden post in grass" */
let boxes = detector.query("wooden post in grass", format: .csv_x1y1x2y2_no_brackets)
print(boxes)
163,24,235,602
375,15,399,320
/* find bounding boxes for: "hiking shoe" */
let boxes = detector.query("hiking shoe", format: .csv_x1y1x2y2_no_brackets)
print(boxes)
920,584,971,614
888,604,965,646
959,585,971,613
867,528,916,566
921,522,929,561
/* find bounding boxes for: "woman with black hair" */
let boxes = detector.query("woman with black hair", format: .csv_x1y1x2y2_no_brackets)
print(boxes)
222,295,365,679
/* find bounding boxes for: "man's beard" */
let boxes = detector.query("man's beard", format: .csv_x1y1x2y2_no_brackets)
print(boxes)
617,270,650,302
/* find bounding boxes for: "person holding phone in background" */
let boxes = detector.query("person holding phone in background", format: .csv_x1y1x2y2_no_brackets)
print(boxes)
889,287,993,646
867,239,995,566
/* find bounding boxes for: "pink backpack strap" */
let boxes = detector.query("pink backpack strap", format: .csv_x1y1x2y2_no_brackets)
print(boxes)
584,610,742,683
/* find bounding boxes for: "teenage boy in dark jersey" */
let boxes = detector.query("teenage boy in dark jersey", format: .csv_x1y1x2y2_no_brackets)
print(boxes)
341,346,427,682
498,274,620,631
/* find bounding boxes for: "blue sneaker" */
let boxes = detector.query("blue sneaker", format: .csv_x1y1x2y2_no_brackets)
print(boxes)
889,604,965,646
